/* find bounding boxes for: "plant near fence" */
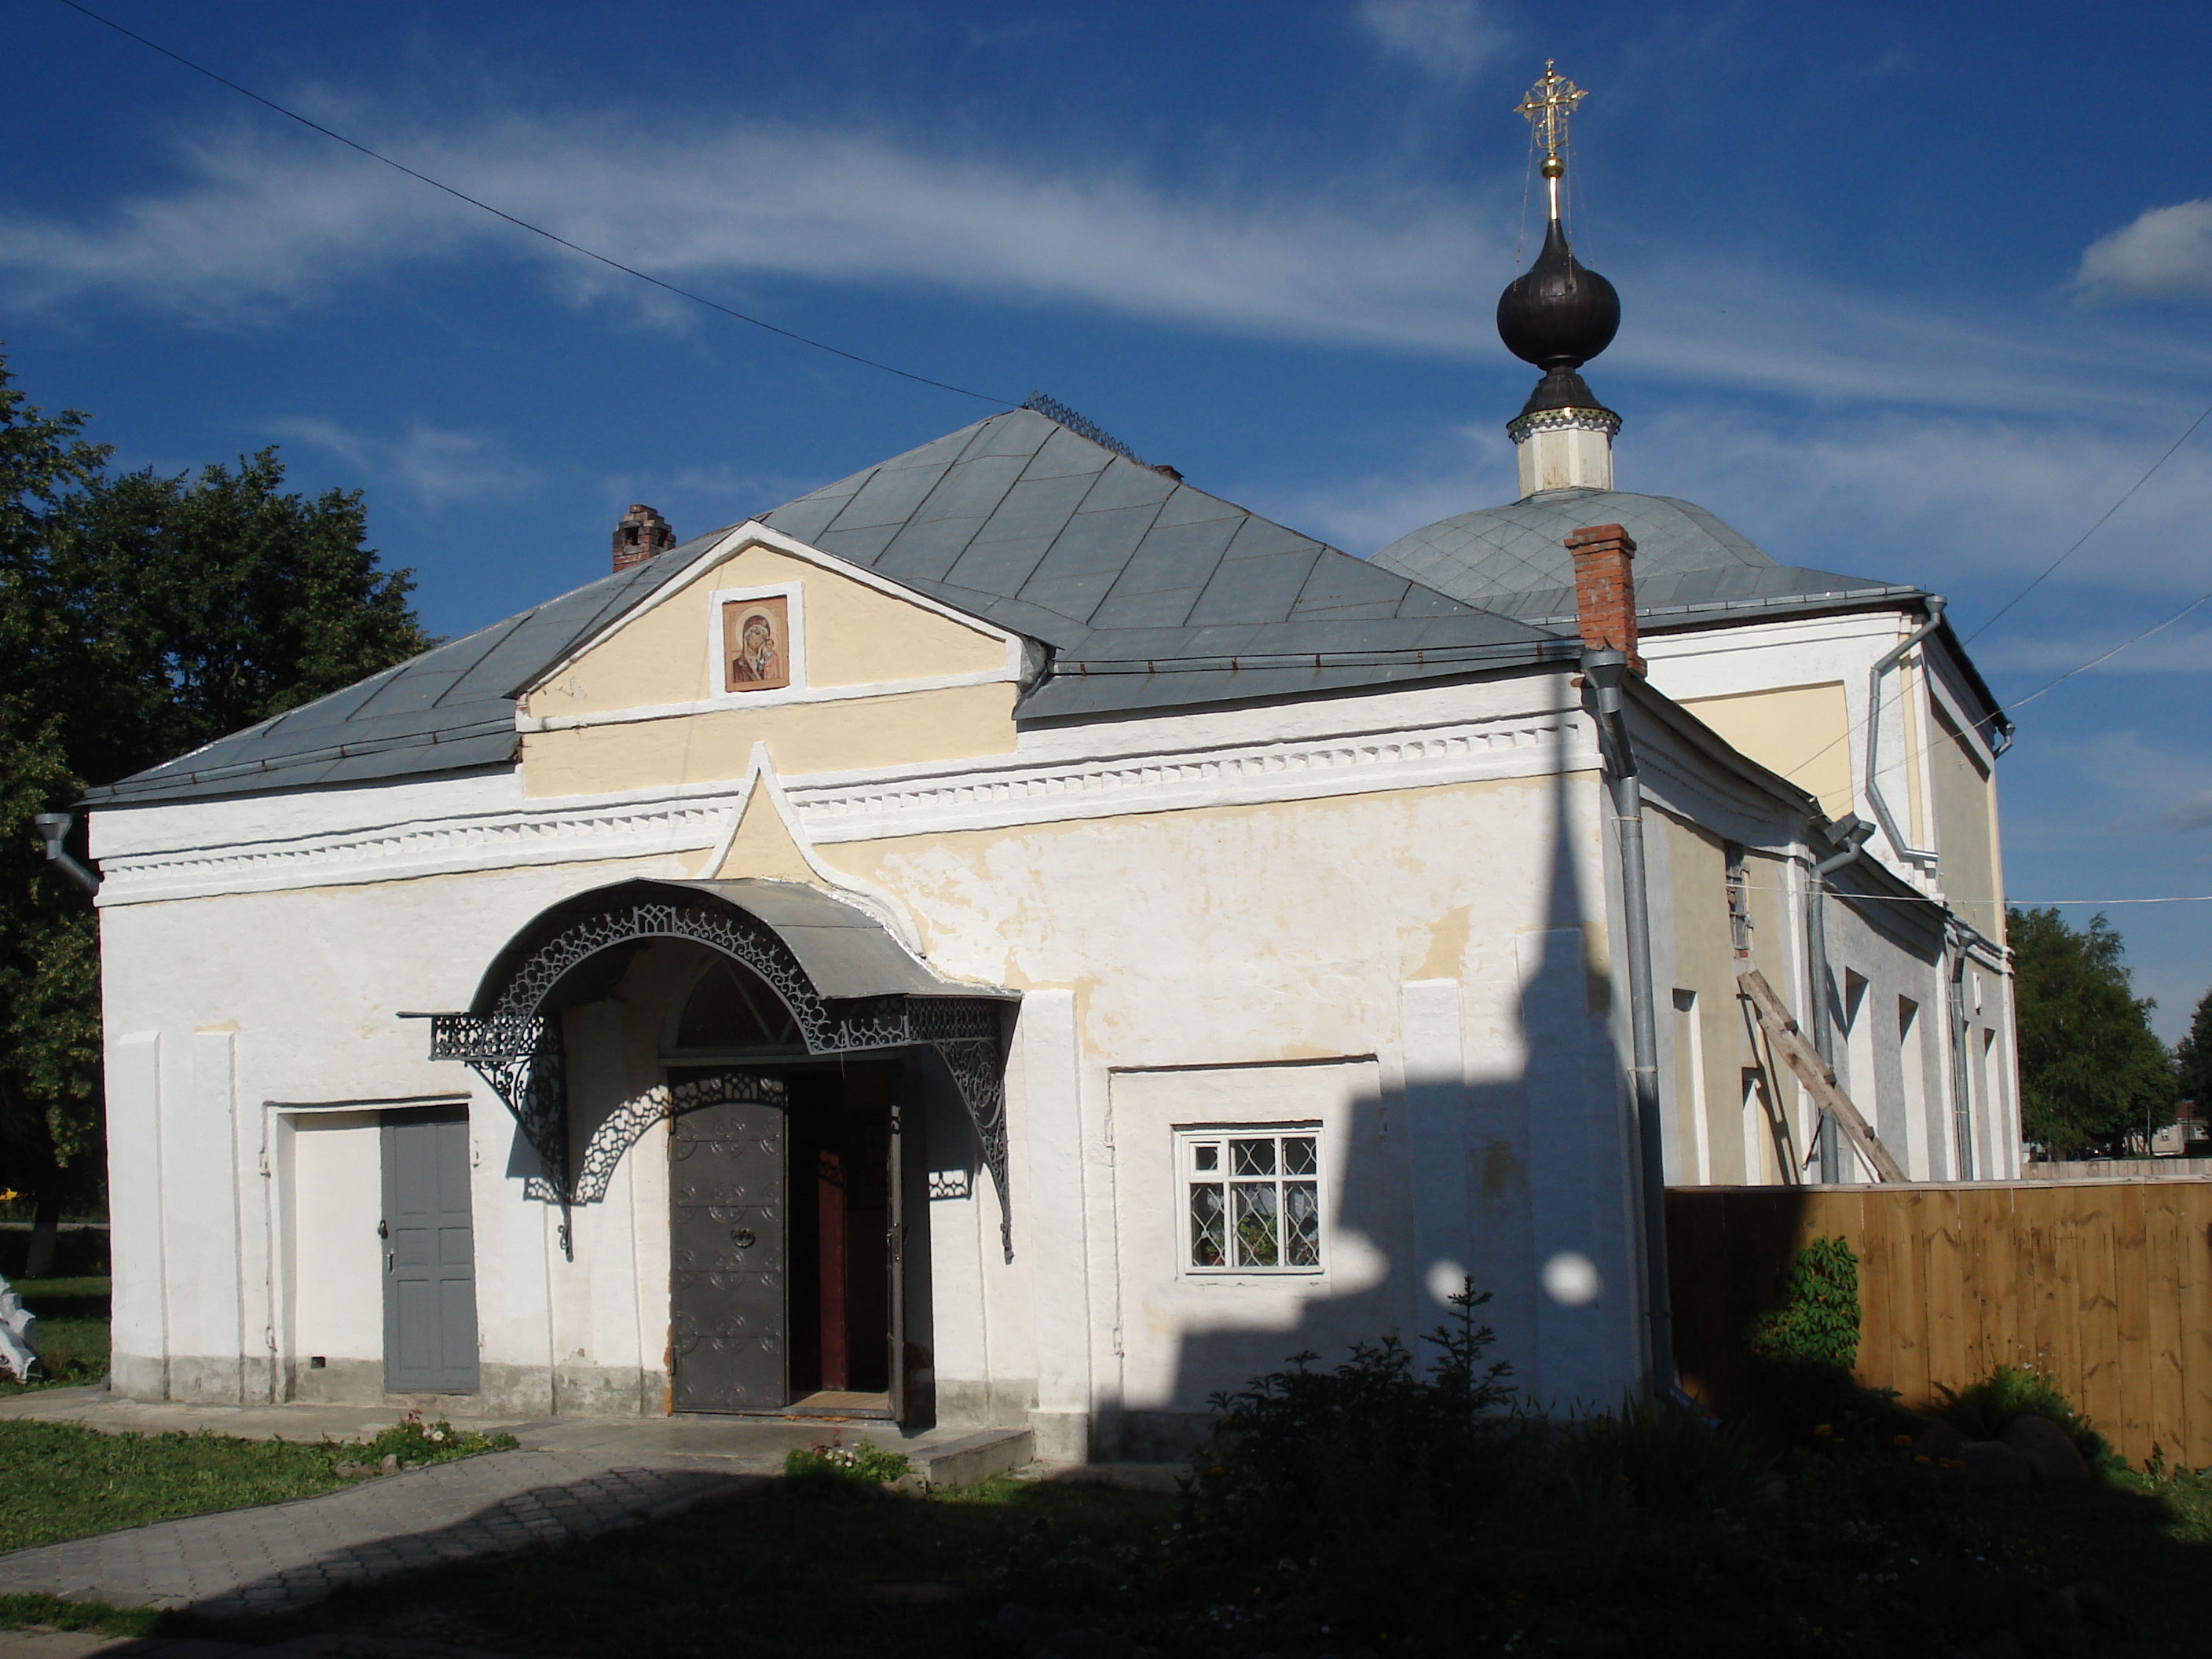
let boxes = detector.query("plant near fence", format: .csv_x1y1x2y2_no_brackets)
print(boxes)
1747,1234,1860,1369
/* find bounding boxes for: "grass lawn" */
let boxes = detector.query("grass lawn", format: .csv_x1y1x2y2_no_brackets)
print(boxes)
1,1276,111,1396
0,1409,519,1555
0,1421,355,1554
167,1475,1170,1659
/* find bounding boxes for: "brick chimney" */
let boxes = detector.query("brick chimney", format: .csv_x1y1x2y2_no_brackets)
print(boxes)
1565,522,1644,675
612,504,676,573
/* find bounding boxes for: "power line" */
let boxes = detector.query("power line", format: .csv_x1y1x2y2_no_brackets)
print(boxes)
1962,400,2212,645
1760,397,2212,791
51,0,1020,408
1771,578,2212,800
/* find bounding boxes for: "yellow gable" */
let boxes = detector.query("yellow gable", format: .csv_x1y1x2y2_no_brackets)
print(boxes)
518,536,1022,797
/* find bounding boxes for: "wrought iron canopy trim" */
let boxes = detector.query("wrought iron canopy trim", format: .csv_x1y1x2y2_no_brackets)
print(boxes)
418,883,1015,1261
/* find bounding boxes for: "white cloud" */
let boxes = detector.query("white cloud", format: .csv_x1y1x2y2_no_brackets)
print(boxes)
2038,730,2212,835
1358,0,1507,82
5,108,2203,425
268,416,534,507
2075,200,2212,304
1976,622,2212,679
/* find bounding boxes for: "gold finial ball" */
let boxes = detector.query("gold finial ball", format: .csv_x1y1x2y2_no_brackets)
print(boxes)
1540,156,1564,179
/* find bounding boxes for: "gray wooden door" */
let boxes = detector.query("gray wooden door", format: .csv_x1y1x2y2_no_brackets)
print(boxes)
670,1074,787,1411
381,1108,480,1393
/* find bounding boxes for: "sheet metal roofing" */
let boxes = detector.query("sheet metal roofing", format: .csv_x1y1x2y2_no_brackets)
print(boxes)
90,409,1573,807
1369,486,1925,630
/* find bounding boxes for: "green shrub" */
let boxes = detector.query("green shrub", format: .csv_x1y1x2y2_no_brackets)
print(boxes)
1748,1235,1861,1370
781,1434,910,1486
357,1413,517,1467
1935,1365,2113,1465
1166,1281,1520,1639
1558,1391,1767,1521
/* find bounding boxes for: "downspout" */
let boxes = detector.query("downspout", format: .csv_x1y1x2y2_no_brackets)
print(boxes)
1946,928,1976,1179
1864,599,1945,872
1580,648,1673,1394
32,812,101,895
1803,815,1873,1181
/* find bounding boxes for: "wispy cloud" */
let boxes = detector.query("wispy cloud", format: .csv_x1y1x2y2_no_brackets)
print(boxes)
2040,730,2212,835
1357,0,1507,83
1257,401,2212,614
2075,200,2212,304
267,416,534,507
5,108,2204,423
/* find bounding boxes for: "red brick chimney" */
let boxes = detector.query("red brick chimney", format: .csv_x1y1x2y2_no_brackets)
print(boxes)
612,504,676,573
1565,522,1644,675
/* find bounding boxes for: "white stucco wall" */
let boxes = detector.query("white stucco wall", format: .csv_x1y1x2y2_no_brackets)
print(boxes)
91,646,1985,1439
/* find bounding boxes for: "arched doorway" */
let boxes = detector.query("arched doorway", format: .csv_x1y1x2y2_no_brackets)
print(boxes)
412,877,1016,1418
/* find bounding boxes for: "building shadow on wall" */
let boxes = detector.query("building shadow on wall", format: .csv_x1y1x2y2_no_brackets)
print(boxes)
1116,717,1652,1459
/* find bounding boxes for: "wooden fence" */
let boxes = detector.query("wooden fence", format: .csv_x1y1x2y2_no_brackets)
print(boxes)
1667,1179,2212,1468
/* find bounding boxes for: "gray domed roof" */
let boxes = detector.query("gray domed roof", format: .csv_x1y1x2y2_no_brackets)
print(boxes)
1370,487,1919,629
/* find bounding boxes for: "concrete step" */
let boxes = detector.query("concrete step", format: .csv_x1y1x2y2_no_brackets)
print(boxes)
913,1426,1034,1487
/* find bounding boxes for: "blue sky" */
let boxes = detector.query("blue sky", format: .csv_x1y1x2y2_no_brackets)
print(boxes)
5,0,2209,1036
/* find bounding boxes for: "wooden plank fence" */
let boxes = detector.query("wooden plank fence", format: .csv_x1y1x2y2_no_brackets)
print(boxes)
1667,1179,2212,1468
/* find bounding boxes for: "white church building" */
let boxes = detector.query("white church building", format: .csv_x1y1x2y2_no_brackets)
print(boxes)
78,148,2020,1456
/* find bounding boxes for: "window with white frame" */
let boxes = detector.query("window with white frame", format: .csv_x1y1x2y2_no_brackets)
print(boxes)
1180,1126,1323,1272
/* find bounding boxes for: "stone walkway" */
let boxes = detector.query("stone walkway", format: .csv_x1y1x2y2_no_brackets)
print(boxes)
0,1386,1037,1627
0,1449,758,1619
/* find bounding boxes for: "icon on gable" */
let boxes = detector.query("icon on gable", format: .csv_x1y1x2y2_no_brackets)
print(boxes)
721,595,792,694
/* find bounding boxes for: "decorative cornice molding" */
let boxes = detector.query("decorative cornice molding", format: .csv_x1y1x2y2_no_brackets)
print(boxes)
786,717,1586,843
96,710,1594,905
1506,405,1621,445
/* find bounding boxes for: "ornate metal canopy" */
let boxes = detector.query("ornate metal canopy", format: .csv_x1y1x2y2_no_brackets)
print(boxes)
416,881,1015,1261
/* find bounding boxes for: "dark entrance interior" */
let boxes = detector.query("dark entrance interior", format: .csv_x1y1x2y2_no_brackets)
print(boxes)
786,1068,895,1401
668,1060,903,1415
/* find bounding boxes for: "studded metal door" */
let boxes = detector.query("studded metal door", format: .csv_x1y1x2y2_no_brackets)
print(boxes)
670,1074,787,1412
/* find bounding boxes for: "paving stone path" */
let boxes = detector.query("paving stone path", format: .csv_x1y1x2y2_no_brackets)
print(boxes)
0,1450,762,1619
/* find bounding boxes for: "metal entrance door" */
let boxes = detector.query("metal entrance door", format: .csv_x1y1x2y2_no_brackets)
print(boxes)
381,1108,480,1393
670,1073,789,1411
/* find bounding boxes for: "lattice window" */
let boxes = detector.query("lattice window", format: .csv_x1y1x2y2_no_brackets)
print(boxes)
1180,1126,1323,1273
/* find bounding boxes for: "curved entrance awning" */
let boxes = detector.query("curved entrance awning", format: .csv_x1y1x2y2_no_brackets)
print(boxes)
666,879,998,999
411,878,1019,1262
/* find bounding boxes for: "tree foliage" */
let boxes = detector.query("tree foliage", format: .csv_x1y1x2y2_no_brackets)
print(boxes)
0,350,434,1240
2009,906,2176,1158
2175,987,2212,1110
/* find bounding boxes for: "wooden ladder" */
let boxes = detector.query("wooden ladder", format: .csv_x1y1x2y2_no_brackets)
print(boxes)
1736,968,1906,1184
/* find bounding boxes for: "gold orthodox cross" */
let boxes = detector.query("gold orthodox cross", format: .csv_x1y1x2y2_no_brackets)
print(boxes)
1515,60,1588,219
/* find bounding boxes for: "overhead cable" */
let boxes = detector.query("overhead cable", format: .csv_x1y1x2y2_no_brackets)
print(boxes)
1963,400,2212,644
51,0,1020,407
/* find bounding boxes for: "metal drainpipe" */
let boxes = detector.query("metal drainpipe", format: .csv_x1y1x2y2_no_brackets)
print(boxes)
32,811,100,895
1580,648,1673,1394
1864,599,1946,872
1946,928,1976,1179
1804,815,1873,1181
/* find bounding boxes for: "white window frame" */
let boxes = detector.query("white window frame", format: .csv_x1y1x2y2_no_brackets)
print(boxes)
1176,1123,1326,1277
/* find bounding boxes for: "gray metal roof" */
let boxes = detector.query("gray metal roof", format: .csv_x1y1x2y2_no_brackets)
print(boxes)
1368,486,1925,630
760,408,1571,720
86,528,734,806
673,879,1016,999
91,409,1569,806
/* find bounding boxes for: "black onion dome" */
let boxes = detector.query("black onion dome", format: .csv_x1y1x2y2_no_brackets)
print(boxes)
1496,217,1620,379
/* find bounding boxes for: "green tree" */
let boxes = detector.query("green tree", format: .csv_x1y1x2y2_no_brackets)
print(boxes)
2175,988,2212,1111
0,350,434,1273
2009,906,2177,1159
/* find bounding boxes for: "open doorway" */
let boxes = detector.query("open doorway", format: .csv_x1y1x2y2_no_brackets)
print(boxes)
668,1059,904,1417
